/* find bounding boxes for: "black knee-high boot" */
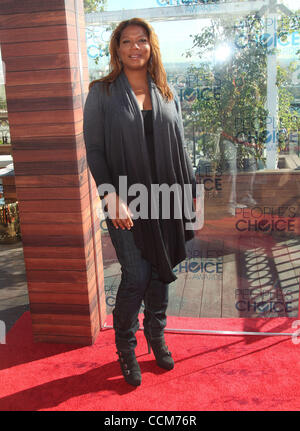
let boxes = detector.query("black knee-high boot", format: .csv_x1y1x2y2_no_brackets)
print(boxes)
143,273,174,370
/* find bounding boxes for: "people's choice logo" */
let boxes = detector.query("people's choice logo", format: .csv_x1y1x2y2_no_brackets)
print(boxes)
234,17,300,50
235,206,296,232
0,320,6,344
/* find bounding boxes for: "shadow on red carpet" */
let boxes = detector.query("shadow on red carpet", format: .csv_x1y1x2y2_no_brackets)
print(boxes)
0,312,300,411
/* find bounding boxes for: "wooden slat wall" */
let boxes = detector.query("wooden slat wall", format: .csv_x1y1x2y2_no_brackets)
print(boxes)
0,0,106,344
2,176,17,202
0,145,12,155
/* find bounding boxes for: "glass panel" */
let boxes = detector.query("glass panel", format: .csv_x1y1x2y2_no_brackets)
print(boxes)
84,0,300,334
0,45,11,208
0,47,10,147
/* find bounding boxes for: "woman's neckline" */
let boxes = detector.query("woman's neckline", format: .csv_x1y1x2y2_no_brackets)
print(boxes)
141,109,152,112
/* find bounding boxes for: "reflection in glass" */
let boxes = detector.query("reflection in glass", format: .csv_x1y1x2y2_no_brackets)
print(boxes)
85,1,300,326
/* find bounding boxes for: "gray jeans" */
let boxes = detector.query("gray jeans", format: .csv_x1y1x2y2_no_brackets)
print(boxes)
105,217,169,352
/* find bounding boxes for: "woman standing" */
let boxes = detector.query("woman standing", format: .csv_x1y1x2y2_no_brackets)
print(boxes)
83,18,197,387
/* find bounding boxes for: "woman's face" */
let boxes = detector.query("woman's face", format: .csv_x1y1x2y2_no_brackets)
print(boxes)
117,25,151,72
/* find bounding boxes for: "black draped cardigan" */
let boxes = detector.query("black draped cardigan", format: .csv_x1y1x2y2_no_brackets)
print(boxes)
83,70,197,284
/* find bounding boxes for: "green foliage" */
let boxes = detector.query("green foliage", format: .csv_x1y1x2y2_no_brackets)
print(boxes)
277,62,300,150
277,11,300,57
84,0,113,71
184,11,300,169
83,0,106,13
276,11,300,149
0,95,6,111
92,23,118,66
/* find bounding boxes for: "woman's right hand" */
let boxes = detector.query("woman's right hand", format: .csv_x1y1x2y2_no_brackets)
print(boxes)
104,192,134,230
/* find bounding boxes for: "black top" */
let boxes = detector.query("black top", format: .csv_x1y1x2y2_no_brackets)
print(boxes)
141,109,157,184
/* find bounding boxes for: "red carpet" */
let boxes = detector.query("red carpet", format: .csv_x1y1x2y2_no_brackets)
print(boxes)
0,312,300,411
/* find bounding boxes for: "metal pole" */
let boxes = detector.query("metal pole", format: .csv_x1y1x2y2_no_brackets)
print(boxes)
103,323,294,337
193,120,196,166
265,4,278,169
